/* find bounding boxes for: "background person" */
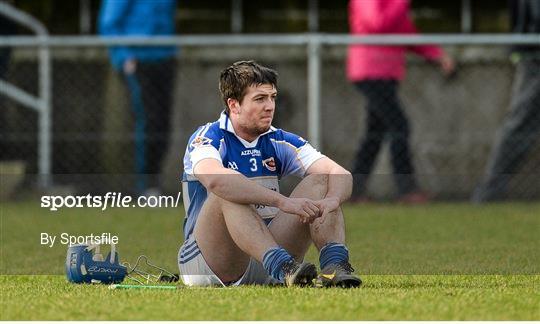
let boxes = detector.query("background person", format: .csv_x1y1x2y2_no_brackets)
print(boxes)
472,0,540,202
98,0,178,195
347,0,454,203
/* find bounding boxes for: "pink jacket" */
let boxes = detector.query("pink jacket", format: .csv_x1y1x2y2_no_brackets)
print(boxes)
347,0,444,81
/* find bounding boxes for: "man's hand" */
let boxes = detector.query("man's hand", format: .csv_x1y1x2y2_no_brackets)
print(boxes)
311,197,341,230
278,197,320,224
313,197,340,217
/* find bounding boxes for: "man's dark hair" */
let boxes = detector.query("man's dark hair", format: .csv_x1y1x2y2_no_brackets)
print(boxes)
219,60,278,113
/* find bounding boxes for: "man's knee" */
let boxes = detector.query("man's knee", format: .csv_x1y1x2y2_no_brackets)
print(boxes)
295,174,329,199
304,173,329,187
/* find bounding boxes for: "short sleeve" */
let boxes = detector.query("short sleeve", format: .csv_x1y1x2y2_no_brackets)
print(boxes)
271,130,325,178
184,123,223,177
190,144,222,170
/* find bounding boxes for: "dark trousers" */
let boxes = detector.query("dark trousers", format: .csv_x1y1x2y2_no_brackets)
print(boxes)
472,59,540,202
123,58,176,191
351,80,417,196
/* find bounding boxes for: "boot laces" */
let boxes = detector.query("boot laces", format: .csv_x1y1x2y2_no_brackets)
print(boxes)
281,259,299,275
336,261,355,274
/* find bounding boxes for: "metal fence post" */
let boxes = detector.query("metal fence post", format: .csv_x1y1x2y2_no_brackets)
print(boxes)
0,2,52,188
461,0,472,33
308,0,319,33
231,0,243,33
38,36,52,188
307,34,321,150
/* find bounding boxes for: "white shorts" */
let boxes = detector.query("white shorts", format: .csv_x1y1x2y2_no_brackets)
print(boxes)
178,237,280,287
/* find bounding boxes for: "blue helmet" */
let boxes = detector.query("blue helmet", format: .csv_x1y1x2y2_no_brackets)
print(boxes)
65,244,127,284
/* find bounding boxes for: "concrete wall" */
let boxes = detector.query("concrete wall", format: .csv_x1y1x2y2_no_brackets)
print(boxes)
3,45,539,199
159,45,539,199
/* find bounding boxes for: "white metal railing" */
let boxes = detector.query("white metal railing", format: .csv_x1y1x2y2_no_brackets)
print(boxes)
1,34,539,47
1,34,539,187
0,2,51,188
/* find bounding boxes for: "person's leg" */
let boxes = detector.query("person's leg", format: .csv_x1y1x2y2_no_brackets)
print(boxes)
351,81,388,198
192,193,277,283
122,71,147,192
472,59,540,202
269,174,339,256
381,81,419,196
137,58,176,189
191,191,316,286
269,174,361,287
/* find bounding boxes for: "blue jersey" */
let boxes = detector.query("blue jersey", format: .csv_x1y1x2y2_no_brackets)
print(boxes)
181,112,324,242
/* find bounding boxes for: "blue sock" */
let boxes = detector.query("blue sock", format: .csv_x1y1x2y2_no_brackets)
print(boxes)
319,242,349,270
262,247,293,282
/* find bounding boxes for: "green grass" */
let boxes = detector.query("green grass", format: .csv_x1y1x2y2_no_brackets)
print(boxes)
1,275,538,320
1,201,539,319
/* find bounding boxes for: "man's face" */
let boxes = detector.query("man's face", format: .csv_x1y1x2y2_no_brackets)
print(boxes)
229,83,277,137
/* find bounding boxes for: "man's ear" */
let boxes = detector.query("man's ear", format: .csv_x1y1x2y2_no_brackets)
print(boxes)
227,98,241,114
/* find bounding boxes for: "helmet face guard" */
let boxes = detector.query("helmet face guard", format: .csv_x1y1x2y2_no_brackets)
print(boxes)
122,255,179,285
65,244,127,284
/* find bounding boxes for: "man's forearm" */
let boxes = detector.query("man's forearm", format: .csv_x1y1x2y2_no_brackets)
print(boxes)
205,173,285,207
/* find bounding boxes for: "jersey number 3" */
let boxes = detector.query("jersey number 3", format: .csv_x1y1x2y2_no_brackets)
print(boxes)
249,158,257,172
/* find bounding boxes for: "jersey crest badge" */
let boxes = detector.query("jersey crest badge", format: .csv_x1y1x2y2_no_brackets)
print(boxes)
190,136,212,149
262,157,276,172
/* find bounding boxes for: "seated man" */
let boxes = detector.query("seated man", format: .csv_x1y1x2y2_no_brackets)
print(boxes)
178,60,362,288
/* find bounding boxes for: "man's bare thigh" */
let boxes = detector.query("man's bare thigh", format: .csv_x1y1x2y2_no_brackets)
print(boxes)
193,193,250,282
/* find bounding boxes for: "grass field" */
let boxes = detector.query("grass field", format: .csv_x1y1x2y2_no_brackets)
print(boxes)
1,201,539,320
